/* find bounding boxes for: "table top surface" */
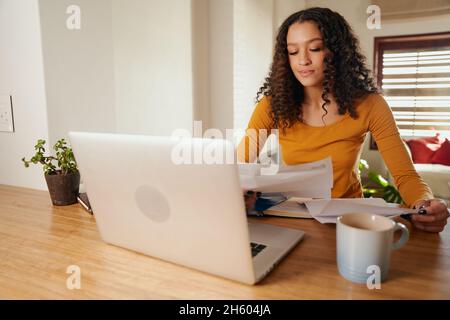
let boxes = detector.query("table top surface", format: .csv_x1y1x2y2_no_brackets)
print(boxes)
1,184,449,299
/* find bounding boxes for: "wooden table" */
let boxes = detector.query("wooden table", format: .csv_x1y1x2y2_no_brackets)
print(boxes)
1,184,449,299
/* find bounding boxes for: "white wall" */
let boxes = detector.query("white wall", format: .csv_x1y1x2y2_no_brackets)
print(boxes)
40,0,194,139
233,0,273,131
0,0,49,190
209,0,234,132
40,0,194,138
0,0,196,190
191,0,211,129
273,0,306,34
39,0,116,145
112,0,193,136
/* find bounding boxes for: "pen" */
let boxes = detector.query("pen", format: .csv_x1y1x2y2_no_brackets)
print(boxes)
400,205,427,221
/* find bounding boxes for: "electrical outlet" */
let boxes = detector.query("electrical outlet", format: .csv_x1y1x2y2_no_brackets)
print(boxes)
0,95,14,133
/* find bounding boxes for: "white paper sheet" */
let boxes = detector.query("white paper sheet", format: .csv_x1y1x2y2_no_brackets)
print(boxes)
282,198,417,224
238,157,333,198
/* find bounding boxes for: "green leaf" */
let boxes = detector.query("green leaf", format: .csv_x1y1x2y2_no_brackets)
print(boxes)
23,138,78,175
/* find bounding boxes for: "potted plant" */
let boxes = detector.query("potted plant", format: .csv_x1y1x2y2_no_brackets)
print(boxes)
22,139,80,206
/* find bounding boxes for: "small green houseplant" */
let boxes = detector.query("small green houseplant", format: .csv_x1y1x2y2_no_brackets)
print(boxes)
22,139,80,205
359,159,403,204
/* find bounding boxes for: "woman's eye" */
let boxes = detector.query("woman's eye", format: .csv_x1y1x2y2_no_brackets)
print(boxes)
310,48,321,52
288,51,298,55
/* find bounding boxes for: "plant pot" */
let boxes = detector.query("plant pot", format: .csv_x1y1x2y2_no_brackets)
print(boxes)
44,171,80,206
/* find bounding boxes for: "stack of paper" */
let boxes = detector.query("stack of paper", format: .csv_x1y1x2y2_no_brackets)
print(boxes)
239,157,415,224
266,197,417,224
238,157,333,198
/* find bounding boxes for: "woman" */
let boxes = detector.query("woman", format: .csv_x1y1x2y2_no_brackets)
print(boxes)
238,7,449,232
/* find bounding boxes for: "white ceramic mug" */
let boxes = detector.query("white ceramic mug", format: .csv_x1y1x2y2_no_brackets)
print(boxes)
336,212,409,284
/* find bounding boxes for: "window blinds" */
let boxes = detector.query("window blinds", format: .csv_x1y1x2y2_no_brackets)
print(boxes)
381,47,450,138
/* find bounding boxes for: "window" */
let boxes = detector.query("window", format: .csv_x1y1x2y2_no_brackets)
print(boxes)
374,32,450,140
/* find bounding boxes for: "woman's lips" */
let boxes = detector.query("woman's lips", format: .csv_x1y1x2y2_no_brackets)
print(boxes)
299,70,314,77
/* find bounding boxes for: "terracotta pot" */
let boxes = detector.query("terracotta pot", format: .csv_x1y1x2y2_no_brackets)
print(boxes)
44,171,80,206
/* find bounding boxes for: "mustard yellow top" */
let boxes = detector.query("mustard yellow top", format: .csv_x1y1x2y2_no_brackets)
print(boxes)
237,93,433,207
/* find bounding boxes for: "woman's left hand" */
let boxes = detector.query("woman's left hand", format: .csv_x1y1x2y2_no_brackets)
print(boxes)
411,199,450,233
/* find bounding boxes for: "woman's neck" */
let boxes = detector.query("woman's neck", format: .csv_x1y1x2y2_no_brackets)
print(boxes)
303,86,335,110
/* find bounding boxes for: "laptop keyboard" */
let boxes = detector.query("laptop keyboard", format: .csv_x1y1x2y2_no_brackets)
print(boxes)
250,242,267,257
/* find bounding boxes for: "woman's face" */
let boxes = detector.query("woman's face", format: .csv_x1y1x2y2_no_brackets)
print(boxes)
286,21,329,88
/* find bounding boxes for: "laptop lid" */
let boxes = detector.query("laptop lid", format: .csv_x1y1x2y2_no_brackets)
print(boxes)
69,132,257,284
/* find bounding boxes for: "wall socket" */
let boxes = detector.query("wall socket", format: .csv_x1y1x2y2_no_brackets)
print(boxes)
0,95,14,133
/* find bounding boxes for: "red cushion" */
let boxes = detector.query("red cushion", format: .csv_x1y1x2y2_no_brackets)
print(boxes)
430,139,450,166
406,135,443,164
422,133,444,144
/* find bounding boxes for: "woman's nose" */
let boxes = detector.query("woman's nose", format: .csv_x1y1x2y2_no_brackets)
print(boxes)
298,50,311,66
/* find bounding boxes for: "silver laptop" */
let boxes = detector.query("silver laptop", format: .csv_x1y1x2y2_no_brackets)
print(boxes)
69,132,304,284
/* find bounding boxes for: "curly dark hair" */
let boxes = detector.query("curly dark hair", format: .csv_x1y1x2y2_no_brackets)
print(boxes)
256,7,378,130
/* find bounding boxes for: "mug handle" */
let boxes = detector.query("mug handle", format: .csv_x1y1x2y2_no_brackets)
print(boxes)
392,222,409,250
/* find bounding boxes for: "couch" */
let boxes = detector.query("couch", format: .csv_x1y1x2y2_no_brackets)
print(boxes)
403,136,450,201
413,164,450,201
